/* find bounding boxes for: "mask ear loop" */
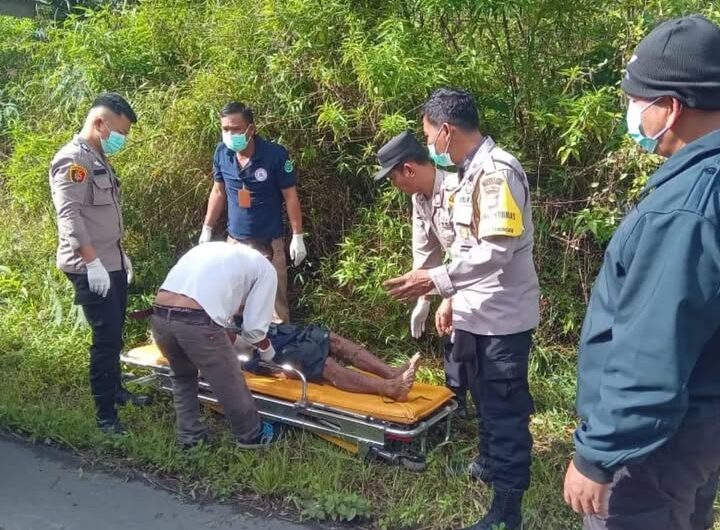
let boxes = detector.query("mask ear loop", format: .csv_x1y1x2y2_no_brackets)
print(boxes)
442,125,453,157
97,118,110,139
640,97,674,140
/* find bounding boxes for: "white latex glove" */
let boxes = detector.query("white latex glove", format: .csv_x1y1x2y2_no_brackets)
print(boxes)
86,258,111,298
123,253,133,285
257,343,276,362
410,297,431,338
233,335,254,357
198,224,213,244
289,233,307,266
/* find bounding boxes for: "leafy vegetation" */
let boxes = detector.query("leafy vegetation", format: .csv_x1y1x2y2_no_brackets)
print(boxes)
1,1,719,529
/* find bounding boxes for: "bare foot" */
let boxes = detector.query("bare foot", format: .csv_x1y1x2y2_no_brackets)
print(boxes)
383,375,413,402
389,352,422,378
402,354,421,383
408,352,421,372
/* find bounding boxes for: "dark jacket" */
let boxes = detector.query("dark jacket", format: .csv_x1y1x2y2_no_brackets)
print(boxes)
574,129,720,483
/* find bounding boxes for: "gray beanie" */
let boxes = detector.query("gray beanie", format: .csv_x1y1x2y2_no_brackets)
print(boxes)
621,15,720,110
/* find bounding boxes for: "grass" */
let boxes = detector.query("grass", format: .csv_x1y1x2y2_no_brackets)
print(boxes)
0,345,579,530
1,207,718,530
0,222,581,530
0,209,582,530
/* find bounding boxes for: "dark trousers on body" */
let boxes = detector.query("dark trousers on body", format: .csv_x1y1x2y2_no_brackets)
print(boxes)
584,421,720,530
66,270,127,423
150,311,261,445
443,336,488,453
458,329,534,491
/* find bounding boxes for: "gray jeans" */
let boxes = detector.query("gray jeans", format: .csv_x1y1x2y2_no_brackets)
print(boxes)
150,314,261,444
584,420,720,530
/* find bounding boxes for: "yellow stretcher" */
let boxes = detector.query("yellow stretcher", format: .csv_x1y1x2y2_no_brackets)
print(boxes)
121,344,457,471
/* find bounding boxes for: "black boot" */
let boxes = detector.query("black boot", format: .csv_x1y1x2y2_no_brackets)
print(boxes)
461,488,524,530
449,385,468,419
468,454,492,485
116,387,153,407
97,418,127,435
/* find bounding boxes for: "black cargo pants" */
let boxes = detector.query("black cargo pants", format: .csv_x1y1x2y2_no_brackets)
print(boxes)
455,329,534,491
443,336,487,452
66,270,128,423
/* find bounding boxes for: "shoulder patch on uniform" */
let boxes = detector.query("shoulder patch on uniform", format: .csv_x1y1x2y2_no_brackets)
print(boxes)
68,163,88,183
284,159,294,173
478,170,523,238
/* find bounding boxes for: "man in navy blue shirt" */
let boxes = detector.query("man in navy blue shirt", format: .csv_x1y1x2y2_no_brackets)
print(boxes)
564,16,720,530
199,102,306,323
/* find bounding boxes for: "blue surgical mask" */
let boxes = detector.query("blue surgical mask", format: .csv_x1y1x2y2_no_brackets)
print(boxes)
222,130,250,152
100,127,127,156
428,126,454,167
626,97,669,154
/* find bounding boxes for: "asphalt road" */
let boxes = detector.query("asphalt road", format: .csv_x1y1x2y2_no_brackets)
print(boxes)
0,435,309,530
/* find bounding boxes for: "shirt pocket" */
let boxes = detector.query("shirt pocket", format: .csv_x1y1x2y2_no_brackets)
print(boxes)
91,175,114,205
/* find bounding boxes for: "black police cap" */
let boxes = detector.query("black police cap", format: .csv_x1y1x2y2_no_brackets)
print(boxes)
373,131,427,181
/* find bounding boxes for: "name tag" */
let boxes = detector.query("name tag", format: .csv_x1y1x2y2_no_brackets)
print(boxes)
238,187,252,208
454,196,473,225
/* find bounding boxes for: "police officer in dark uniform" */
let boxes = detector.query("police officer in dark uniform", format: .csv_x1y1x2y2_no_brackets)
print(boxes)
564,16,720,530
198,101,306,323
49,93,149,435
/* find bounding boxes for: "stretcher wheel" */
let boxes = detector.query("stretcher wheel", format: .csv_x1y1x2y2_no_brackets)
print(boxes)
400,454,427,472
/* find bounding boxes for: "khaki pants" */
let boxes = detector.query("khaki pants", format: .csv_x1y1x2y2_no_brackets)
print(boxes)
227,236,289,323
150,314,261,444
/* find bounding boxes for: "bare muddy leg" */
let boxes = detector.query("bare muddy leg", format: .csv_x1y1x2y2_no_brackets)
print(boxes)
329,333,400,379
322,358,413,401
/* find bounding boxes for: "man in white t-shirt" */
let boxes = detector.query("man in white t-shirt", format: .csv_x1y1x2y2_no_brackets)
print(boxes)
150,240,280,448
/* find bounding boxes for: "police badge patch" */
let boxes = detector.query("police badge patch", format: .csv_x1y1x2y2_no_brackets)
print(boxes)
478,171,524,238
284,159,294,173
254,168,268,182
68,164,88,183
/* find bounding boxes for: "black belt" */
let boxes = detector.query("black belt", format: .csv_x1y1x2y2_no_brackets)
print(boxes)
151,305,215,325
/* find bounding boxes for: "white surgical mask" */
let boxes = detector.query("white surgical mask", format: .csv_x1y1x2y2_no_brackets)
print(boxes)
626,97,671,154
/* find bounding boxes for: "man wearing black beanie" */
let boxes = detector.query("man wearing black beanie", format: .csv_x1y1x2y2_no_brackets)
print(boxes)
564,15,720,530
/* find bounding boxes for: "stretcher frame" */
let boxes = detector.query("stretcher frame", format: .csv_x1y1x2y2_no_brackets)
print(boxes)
121,352,457,471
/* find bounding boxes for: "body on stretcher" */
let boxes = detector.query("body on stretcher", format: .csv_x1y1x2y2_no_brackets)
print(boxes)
121,344,457,471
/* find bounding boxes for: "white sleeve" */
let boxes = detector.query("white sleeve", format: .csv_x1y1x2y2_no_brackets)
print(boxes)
240,261,278,343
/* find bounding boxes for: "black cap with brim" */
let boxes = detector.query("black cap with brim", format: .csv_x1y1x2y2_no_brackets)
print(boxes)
374,131,427,181
621,15,720,109
373,164,394,181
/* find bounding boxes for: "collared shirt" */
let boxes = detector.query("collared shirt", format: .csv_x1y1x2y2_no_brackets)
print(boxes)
49,135,124,273
411,168,457,270
573,128,720,484
420,137,540,336
160,242,277,342
213,136,296,240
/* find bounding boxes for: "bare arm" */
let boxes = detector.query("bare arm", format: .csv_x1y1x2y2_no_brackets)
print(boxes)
77,245,97,263
281,186,303,234
203,181,227,227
